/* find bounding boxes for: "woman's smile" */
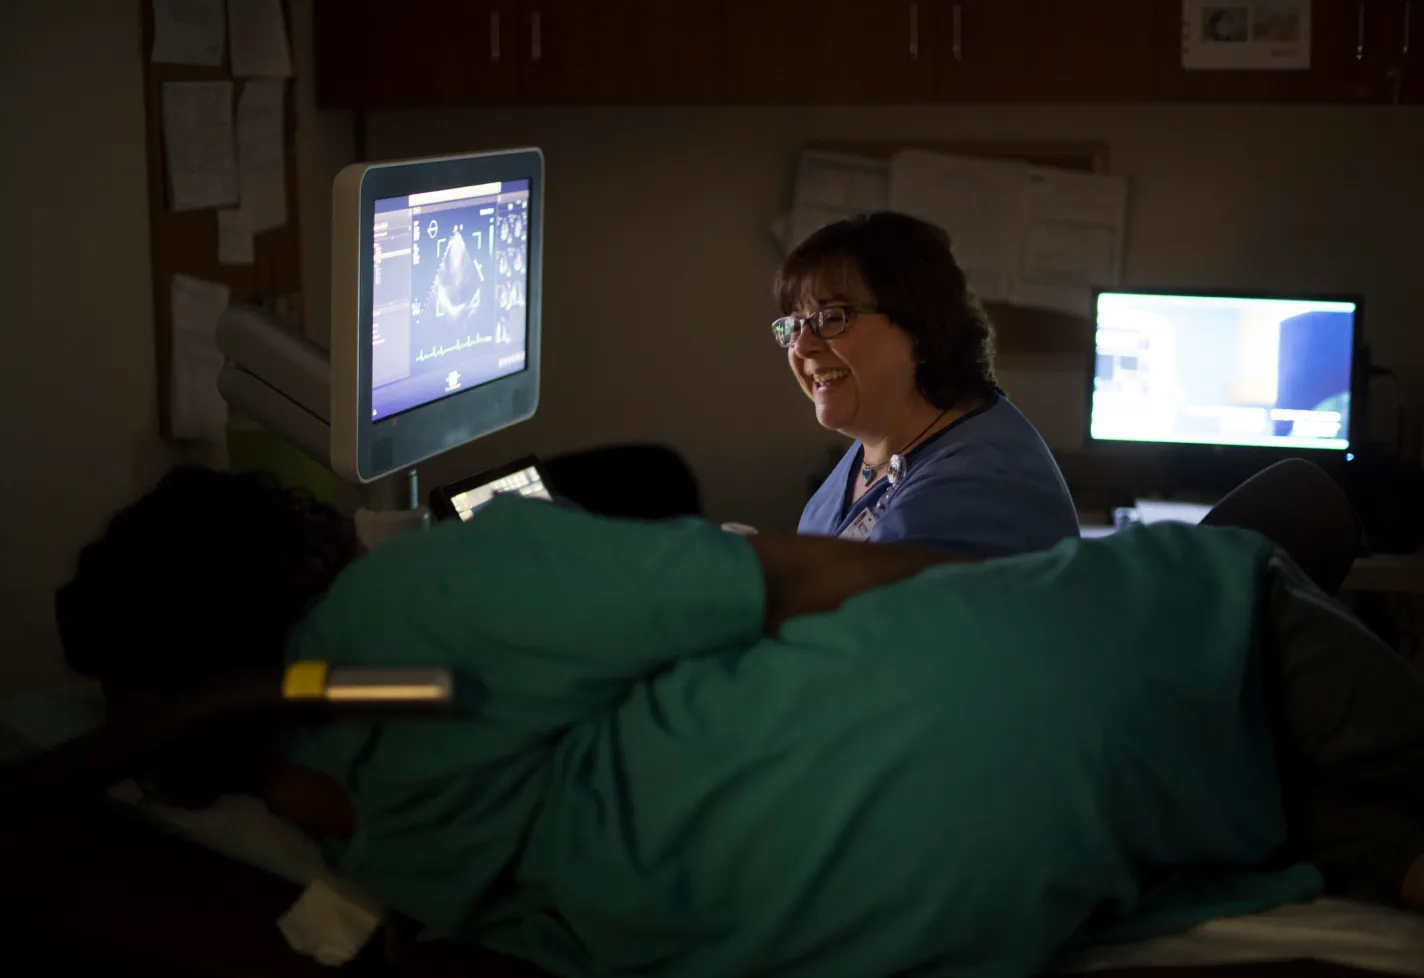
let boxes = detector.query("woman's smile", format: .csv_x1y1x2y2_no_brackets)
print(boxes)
810,367,850,394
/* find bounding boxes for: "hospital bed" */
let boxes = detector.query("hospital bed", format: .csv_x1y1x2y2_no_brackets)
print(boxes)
3,685,1424,978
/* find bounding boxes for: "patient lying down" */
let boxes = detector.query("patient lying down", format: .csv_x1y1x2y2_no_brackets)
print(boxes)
56,467,1424,978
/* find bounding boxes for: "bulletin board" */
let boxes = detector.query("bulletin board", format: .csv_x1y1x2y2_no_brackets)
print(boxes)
808,140,1111,362
138,0,304,440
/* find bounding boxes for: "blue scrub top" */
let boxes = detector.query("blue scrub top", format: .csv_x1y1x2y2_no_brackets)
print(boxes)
799,394,1079,556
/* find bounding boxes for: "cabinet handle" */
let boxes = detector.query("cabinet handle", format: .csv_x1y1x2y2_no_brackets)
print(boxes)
909,2,919,61
952,3,963,62
531,10,542,63
490,11,500,63
1356,1,1366,61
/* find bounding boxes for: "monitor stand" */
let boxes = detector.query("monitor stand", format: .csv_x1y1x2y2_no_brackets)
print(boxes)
354,467,429,550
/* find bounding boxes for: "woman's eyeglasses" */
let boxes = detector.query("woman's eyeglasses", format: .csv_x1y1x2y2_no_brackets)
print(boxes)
771,305,882,348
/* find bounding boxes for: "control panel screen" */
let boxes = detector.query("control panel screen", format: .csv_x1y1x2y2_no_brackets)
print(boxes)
448,464,551,522
370,179,530,420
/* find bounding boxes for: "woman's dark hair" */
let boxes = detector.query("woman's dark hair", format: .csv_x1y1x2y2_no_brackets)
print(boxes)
774,211,997,409
54,466,360,806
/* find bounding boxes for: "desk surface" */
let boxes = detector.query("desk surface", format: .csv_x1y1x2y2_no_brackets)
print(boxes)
1081,524,1424,595
1344,551,1424,594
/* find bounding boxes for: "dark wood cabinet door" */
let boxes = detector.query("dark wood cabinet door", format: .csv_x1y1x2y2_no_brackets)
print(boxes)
512,0,725,104
1149,0,1396,103
1380,0,1422,101
313,0,516,109
936,0,1156,102
312,0,1417,107
724,0,935,104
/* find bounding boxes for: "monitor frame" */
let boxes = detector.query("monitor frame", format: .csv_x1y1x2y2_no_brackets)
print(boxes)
1083,286,1366,467
330,148,545,484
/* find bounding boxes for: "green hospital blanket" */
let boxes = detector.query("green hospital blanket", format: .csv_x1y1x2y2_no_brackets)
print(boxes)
284,497,1321,978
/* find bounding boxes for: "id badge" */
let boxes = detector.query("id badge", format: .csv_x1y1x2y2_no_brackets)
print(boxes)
839,507,878,542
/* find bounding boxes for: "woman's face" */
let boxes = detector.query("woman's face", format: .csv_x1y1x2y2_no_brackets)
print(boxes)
786,271,921,437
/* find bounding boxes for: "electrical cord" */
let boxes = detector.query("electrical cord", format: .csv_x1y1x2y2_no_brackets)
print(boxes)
1367,365,1405,457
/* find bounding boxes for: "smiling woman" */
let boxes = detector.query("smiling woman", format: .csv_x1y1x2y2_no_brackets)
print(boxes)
774,212,1079,556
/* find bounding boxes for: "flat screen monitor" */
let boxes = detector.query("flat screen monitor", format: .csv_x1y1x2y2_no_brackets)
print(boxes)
330,148,544,484
1088,289,1361,456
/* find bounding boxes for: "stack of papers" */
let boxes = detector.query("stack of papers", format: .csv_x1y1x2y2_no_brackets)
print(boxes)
772,148,1129,318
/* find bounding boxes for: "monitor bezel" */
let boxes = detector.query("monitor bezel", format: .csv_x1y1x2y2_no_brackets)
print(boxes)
330,148,544,484
1084,286,1366,465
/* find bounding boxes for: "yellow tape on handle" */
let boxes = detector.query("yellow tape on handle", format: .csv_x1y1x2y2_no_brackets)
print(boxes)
282,661,330,700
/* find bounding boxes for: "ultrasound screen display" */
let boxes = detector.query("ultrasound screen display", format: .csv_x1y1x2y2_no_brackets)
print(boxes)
370,179,531,420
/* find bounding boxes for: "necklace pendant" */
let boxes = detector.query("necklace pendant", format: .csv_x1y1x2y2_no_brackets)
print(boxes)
861,463,875,485
888,454,905,485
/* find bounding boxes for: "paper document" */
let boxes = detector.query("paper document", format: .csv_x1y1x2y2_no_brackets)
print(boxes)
787,204,867,256
150,0,225,66
236,79,287,232
778,145,1129,316
883,149,1128,316
160,81,240,211
170,274,231,442
1013,167,1129,317
781,151,890,250
888,150,1026,302
227,0,294,77
793,151,890,213
1181,0,1312,70
217,208,255,265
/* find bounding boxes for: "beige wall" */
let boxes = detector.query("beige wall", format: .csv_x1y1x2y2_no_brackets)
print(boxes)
1,0,1421,690
0,1,173,692
354,102,1424,531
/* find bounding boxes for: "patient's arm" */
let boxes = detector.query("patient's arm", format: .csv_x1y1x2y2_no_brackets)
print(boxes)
749,533,978,631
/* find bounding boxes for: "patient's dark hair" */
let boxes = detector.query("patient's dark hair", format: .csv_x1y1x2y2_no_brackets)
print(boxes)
55,466,360,805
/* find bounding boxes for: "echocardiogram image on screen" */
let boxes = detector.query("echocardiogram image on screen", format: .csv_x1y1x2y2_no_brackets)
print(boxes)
1090,291,1357,451
369,179,530,420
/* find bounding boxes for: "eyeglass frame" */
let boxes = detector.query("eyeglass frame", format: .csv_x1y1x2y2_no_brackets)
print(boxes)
771,304,887,349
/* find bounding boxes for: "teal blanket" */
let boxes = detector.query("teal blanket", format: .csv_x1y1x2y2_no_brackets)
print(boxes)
285,497,1321,977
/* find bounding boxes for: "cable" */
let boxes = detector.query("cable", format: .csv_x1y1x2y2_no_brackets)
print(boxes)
1367,365,1405,457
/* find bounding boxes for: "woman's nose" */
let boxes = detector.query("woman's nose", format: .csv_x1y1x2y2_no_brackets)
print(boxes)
791,322,823,355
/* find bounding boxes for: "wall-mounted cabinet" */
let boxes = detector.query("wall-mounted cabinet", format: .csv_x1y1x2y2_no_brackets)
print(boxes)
933,1,1158,103
515,0,726,104
1384,0,1422,102
314,0,515,107
313,0,1424,108
723,0,936,104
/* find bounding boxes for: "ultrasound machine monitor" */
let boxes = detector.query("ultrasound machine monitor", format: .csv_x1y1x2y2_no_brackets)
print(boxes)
330,148,544,484
1088,289,1360,456
428,456,553,523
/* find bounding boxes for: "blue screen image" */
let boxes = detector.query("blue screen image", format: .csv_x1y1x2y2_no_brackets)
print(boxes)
1090,292,1356,451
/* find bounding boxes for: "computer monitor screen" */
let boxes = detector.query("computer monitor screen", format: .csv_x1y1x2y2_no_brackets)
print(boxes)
1089,290,1358,453
330,148,543,485
371,180,530,421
